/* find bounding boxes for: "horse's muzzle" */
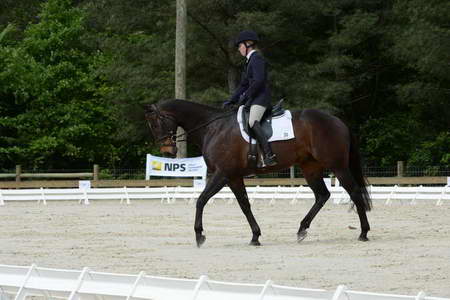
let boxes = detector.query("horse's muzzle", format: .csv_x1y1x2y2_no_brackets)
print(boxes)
160,139,177,158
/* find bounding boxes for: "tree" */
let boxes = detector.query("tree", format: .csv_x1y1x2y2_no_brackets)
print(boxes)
361,0,450,166
389,0,450,138
81,0,177,167
0,0,117,169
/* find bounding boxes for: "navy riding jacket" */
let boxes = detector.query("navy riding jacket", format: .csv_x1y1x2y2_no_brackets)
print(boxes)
230,51,272,107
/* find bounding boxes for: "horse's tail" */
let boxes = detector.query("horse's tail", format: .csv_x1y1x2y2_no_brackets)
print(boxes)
349,133,372,211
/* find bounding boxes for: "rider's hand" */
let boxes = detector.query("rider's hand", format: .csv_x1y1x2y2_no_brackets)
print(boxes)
222,100,234,109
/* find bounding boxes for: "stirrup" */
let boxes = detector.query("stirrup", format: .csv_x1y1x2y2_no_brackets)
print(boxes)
263,154,277,167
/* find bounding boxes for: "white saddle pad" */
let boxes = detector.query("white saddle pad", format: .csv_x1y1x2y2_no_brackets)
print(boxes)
237,106,295,144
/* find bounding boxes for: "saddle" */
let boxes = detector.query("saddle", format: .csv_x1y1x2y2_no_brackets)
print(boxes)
241,99,285,168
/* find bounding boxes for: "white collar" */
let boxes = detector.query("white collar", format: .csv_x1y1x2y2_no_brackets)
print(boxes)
246,49,256,61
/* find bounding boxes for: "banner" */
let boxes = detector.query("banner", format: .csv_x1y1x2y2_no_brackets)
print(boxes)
145,154,207,179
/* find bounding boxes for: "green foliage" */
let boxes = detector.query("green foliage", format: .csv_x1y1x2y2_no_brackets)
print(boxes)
389,0,450,134
361,113,421,166
82,0,175,165
0,0,118,169
409,132,450,166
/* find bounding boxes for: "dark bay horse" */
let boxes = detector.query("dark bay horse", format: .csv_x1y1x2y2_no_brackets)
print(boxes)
145,99,371,247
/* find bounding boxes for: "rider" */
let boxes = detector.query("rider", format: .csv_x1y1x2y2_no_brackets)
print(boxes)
223,30,277,167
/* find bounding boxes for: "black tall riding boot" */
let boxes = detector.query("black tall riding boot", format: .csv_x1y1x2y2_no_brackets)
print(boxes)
251,121,277,167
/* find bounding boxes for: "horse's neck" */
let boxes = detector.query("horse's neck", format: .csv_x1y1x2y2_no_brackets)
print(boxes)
172,106,212,129
170,103,217,146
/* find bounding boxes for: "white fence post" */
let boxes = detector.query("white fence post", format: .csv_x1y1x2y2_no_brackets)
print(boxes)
436,185,448,206
335,185,348,205
191,275,208,300
14,264,36,300
410,185,421,205
164,186,170,204
120,186,130,205
126,271,146,300
385,185,398,205
160,186,171,204
331,284,347,300
290,186,299,205
415,291,426,300
79,190,89,205
258,280,274,300
249,185,258,205
0,190,4,206
67,267,90,300
38,187,47,205
269,187,277,206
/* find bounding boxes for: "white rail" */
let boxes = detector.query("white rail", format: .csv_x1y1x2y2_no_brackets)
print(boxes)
0,264,448,300
0,185,449,206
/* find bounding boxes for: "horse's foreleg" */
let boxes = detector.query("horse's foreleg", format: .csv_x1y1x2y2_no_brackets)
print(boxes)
194,172,228,247
228,177,261,246
297,171,330,242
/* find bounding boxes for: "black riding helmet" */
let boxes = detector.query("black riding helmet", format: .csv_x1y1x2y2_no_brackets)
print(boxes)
234,30,259,48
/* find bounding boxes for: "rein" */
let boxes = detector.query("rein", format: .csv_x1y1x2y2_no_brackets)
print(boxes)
147,108,236,144
169,110,235,142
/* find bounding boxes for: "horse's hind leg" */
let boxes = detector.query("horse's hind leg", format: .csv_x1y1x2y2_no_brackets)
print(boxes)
228,177,261,246
297,165,330,242
333,168,370,241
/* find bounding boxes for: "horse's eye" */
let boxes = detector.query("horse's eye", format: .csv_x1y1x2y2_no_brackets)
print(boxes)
144,104,158,114
144,105,153,114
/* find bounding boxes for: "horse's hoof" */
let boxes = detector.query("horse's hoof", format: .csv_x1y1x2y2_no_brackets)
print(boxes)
196,235,206,248
297,230,308,242
249,240,261,246
358,235,369,242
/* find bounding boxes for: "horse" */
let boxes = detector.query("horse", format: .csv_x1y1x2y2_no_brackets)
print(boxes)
144,99,372,247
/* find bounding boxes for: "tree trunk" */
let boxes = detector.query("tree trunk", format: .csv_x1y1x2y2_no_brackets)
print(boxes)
228,65,238,94
175,0,187,158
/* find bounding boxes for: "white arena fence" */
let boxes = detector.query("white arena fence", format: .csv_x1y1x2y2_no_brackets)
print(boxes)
0,185,449,206
0,264,448,300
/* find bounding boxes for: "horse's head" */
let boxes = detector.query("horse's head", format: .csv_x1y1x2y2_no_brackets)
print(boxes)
144,103,178,158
